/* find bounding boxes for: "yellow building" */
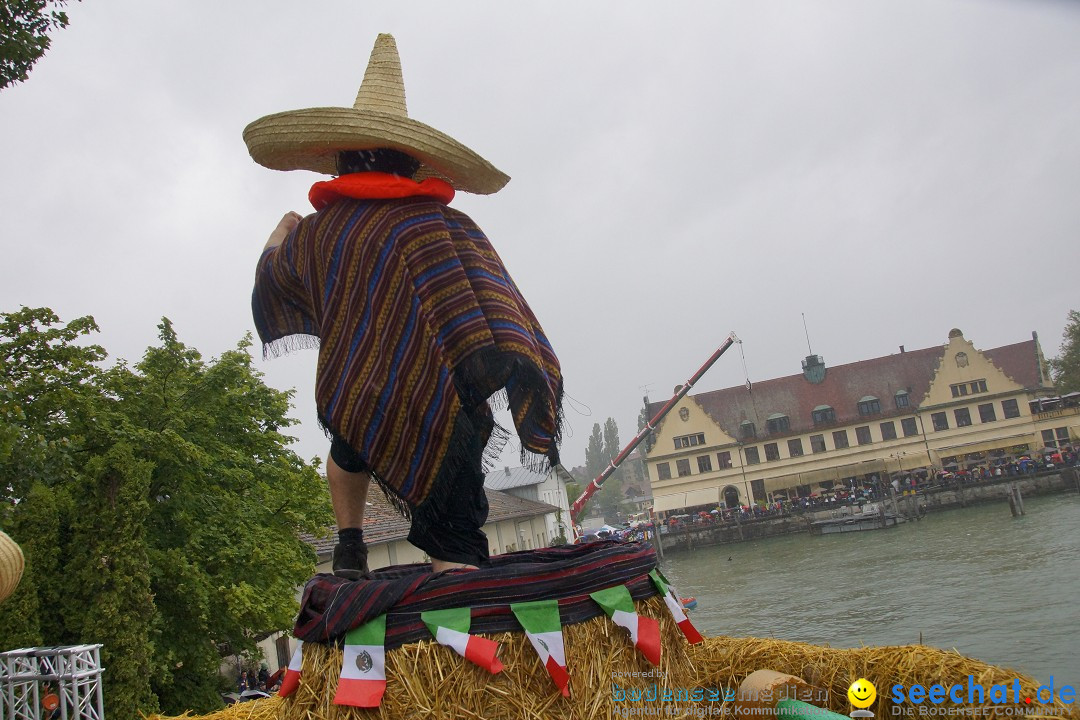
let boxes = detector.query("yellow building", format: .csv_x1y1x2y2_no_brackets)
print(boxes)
645,329,1078,515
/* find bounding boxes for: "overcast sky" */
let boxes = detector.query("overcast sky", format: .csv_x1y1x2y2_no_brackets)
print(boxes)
2,0,1078,474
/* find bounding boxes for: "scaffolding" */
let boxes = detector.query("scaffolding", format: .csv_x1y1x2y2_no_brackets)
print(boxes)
0,645,105,720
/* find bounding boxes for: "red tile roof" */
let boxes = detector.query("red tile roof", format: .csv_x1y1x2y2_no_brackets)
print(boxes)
649,338,1041,442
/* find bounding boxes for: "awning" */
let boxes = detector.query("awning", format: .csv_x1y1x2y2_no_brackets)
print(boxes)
936,433,1037,457
652,486,720,513
764,458,888,488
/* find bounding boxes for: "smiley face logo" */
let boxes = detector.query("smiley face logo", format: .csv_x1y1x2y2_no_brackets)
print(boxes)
848,678,876,709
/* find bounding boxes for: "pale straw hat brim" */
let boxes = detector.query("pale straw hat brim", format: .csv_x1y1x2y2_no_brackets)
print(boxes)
0,530,25,604
243,33,509,195
243,108,510,195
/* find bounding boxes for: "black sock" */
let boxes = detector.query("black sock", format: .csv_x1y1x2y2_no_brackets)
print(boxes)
338,527,364,546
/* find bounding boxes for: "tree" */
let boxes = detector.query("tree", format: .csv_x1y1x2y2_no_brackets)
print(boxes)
1049,310,1080,393
0,308,332,715
0,0,79,90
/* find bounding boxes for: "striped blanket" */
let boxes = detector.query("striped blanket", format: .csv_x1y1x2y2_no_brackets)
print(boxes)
252,178,562,513
294,541,659,647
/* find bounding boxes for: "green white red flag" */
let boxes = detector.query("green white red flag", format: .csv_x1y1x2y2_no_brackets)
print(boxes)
511,599,570,697
278,640,303,697
649,570,703,644
333,614,387,708
589,585,661,665
421,607,503,674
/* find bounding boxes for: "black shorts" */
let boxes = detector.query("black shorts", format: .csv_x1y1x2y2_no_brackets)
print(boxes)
329,420,490,567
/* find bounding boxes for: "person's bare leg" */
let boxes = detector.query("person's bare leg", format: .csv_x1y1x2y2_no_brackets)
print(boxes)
327,454,371,578
327,454,369,528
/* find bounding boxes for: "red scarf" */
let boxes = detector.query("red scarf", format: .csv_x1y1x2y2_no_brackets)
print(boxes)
308,173,455,211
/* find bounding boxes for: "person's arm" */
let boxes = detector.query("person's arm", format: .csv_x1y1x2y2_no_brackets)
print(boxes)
264,211,303,251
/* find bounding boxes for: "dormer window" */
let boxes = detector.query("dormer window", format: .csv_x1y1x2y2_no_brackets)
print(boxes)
858,396,881,416
895,391,910,409
740,421,756,440
766,413,790,434
812,405,835,425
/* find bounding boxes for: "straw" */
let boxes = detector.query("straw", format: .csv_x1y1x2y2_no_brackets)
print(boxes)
243,34,509,195
147,598,1076,720
0,530,25,603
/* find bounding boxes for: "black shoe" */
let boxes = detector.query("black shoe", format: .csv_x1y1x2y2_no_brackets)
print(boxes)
332,542,370,580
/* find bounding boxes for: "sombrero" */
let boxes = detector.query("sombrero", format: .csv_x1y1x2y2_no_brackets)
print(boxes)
0,529,24,604
243,34,509,195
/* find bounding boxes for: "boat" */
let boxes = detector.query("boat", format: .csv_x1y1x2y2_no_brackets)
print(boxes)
681,596,697,610
809,502,903,535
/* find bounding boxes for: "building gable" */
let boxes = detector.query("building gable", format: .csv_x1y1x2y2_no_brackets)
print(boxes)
923,330,1027,407
649,395,736,458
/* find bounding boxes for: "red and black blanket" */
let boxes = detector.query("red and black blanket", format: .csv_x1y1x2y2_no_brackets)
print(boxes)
294,541,660,648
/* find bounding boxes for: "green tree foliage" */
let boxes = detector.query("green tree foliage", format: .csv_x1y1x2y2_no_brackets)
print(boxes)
0,0,78,90
1049,310,1080,393
0,308,332,715
579,419,625,521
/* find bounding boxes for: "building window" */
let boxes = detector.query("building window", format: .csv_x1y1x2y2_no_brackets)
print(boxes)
855,426,872,445
740,421,756,440
673,432,706,449
931,412,949,431
978,403,996,423
812,406,835,425
955,408,972,427
1041,429,1056,447
676,459,691,477
1001,399,1020,419
656,462,671,480
717,451,732,469
895,391,910,409
697,455,713,473
832,430,849,449
810,434,826,453
951,379,987,398
788,438,804,457
901,417,919,437
744,447,760,465
1056,427,1070,445
880,421,897,441
764,443,780,461
858,397,881,416
766,414,790,434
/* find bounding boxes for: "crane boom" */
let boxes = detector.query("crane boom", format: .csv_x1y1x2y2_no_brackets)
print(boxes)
568,333,739,523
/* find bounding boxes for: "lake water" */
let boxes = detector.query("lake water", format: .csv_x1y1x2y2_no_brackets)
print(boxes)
657,490,1080,686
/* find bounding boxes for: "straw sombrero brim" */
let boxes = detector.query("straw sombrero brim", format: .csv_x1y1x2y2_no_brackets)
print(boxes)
0,530,25,603
243,108,510,195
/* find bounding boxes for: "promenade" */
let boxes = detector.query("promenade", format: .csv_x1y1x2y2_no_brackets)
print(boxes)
654,468,1080,553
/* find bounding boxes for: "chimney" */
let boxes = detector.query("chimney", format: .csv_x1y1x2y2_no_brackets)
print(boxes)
504,466,511,476
900,345,905,353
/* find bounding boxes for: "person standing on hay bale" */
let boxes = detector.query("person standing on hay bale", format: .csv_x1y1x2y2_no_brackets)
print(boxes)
244,34,563,580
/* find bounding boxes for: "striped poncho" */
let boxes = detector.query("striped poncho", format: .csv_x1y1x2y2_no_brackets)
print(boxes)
252,175,563,513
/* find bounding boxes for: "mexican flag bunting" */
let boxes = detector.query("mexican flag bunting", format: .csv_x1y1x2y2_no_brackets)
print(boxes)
333,615,387,708
278,640,303,697
421,607,503,674
510,599,570,697
649,570,703,644
589,585,662,665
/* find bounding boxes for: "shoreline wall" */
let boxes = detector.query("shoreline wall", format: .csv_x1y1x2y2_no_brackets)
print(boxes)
657,470,1079,552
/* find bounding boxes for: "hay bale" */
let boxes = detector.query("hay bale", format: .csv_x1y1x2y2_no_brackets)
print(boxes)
275,595,705,720
0,529,25,603
690,636,1076,720
148,599,1076,720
